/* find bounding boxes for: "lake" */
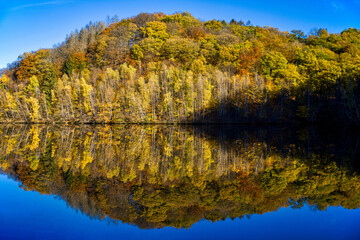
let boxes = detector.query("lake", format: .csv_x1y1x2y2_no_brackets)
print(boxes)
0,125,359,239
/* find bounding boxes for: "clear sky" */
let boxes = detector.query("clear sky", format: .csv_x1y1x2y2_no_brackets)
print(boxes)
1,0,360,69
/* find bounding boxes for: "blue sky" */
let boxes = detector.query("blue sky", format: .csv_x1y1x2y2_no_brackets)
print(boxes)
1,0,360,69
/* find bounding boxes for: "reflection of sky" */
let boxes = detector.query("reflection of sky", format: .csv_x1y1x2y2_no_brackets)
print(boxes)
1,174,359,240
1,0,360,69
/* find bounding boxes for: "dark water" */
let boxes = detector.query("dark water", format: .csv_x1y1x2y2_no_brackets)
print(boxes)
0,125,359,240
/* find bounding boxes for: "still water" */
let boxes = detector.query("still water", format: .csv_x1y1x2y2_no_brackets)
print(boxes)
0,125,359,239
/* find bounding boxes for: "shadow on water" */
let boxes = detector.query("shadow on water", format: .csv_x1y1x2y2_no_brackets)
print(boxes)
193,124,360,172
0,124,360,229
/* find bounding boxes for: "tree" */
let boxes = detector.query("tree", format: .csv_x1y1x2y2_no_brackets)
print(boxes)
142,21,169,40
204,20,222,31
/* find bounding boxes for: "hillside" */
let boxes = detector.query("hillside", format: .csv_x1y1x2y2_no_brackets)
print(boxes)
1,12,360,123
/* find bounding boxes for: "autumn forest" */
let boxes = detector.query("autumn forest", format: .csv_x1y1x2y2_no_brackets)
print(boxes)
1,12,360,123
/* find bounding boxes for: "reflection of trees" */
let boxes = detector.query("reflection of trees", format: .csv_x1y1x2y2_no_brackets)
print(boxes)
0,125,359,229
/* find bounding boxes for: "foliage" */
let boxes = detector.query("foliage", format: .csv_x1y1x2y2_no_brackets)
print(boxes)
2,12,360,123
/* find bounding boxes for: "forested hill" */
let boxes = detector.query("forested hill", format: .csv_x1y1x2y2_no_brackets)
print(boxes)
1,12,360,124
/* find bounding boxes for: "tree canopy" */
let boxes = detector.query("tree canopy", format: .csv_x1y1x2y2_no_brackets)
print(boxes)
1,12,360,123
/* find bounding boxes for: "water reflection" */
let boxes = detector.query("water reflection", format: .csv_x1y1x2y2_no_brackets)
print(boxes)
0,124,359,229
